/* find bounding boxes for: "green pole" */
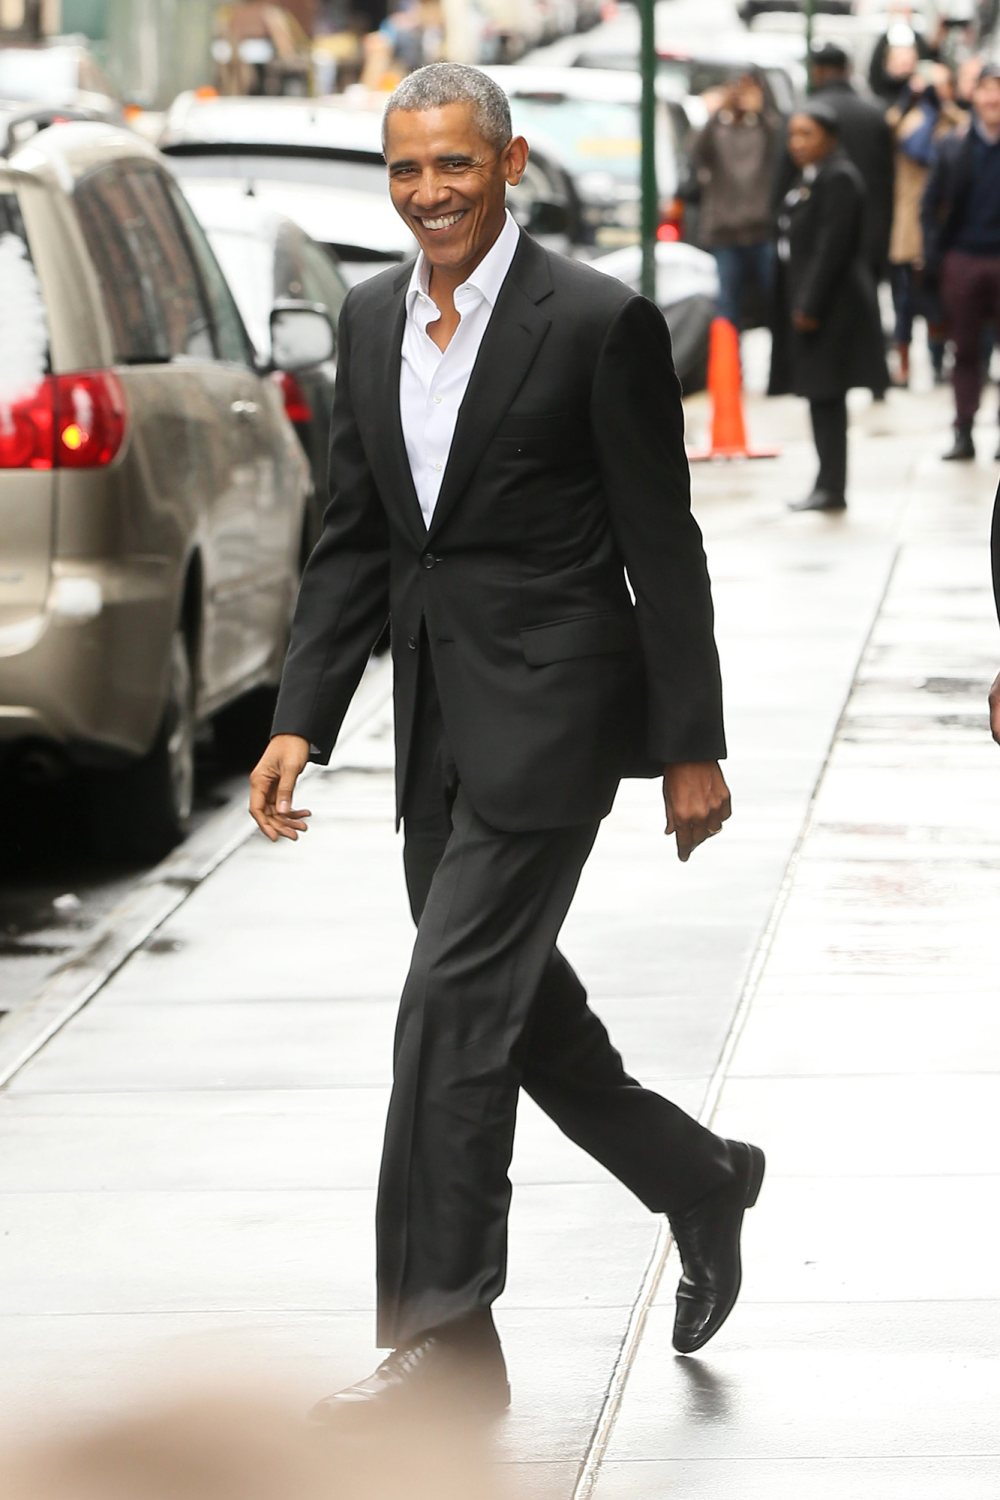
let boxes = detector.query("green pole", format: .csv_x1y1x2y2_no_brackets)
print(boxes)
639,0,657,301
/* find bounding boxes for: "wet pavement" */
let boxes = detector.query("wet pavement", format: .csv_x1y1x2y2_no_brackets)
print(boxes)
0,379,998,1498
0,747,246,1020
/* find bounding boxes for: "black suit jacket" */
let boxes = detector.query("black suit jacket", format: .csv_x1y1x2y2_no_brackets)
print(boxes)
271,230,726,833
920,127,976,275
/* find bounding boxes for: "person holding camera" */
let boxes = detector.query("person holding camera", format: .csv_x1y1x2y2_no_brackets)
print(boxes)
693,72,782,332
887,57,964,386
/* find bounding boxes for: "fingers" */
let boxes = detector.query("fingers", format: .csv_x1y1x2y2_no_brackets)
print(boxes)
248,735,312,842
662,763,733,862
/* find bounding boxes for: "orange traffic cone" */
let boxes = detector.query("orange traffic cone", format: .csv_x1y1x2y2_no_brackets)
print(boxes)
688,317,779,462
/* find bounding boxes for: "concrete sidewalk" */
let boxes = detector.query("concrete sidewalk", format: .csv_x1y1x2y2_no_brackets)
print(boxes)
1,383,998,1498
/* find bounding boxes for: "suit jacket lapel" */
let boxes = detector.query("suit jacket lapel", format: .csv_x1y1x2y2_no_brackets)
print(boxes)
426,233,553,543
369,265,428,544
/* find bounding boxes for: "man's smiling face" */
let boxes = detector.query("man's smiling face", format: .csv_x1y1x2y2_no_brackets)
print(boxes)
384,102,528,284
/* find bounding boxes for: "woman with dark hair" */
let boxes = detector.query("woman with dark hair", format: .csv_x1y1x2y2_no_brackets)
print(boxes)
769,103,889,512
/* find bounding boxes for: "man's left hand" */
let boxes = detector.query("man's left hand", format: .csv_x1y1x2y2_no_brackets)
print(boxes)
989,672,1000,744
663,762,732,863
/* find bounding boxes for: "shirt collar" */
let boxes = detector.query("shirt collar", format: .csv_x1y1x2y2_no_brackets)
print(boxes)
406,208,520,318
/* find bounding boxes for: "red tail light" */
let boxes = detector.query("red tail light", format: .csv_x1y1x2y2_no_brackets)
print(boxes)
0,381,54,469
0,372,126,470
273,370,312,424
657,197,685,243
55,372,126,468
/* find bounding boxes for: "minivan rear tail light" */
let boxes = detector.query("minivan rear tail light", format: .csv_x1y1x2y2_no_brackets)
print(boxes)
55,372,126,468
0,372,126,470
0,381,54,469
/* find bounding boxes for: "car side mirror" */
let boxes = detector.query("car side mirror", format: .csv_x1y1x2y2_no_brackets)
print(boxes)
527,199,571,236
269,301,335,373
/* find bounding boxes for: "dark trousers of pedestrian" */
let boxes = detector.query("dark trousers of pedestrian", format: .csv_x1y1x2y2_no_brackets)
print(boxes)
375,647,735,1349
809,396,848,499
712,242,775,328
940,248,1000,427
890,262,945,373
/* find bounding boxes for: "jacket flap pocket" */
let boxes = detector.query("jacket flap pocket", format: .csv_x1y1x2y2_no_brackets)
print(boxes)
520,613,636,665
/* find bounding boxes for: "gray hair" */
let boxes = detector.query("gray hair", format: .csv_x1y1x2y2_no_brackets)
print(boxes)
382,63,512,153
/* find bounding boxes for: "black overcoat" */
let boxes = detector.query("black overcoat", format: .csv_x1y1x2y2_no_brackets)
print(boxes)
271,229,726,833
769,152,888,403
811,81,895,274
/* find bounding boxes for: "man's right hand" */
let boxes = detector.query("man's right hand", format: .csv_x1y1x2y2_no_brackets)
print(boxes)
249,734,312,842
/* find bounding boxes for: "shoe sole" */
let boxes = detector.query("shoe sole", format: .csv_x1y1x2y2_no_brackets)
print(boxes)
673,1141,765,1355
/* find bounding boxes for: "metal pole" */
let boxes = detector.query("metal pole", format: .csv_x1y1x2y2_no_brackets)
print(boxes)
639,0,657,300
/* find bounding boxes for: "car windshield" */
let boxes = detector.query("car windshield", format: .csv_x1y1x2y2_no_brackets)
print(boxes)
0,47,76,101
510,97,647,183
202,226,275,353
167,150,387,194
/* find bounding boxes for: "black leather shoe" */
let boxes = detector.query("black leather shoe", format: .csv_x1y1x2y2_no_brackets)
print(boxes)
308,1333,511,1425
943,429,975,461
787,490,847,512
670,1140,765,1355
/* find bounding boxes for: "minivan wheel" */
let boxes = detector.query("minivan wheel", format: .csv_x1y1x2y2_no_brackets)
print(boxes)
89,627,196,863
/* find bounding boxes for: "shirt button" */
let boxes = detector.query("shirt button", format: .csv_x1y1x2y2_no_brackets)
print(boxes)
433,395,443,405
433,461,443,472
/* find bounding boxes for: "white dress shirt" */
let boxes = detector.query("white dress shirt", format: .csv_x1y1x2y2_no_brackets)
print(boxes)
400,209,520,529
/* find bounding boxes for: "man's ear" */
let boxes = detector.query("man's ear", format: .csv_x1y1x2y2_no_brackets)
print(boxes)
504,135,530,187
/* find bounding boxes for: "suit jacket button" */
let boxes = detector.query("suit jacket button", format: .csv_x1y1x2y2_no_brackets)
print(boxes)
407,635,417,650
421,552,437,569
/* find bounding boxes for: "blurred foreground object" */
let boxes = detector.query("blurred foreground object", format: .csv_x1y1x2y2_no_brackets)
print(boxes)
2,1384,510,1500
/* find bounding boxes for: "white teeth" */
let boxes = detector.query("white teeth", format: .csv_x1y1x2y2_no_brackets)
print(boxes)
422,212,464,230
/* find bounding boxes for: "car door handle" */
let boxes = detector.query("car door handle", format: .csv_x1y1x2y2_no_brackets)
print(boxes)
230,399,258,418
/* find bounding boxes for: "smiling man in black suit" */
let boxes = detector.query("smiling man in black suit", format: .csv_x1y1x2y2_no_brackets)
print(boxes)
249,63,764,1418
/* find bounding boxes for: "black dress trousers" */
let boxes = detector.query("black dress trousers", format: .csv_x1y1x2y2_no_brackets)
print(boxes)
809,396,848,498
375,648,736,1349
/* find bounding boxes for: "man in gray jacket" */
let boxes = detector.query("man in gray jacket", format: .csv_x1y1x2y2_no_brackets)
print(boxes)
694,71,782,328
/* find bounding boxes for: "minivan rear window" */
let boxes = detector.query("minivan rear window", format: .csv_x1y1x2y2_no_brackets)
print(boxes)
0,192,49,404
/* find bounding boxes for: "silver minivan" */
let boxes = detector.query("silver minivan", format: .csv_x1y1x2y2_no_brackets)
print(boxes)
0,119,325,859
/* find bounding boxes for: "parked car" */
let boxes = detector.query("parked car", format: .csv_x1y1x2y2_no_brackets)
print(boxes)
590,241,720,393
179,188,347,553
571,36,804,116
0,37,122,120
161,93,582,280
0,121,325,858
483,65,694,249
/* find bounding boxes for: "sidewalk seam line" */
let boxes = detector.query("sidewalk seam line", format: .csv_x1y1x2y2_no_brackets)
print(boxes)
571,541,904,1500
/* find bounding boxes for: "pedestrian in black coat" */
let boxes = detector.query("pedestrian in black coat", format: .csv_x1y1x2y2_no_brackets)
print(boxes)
770,103,889,512
809,43,896,282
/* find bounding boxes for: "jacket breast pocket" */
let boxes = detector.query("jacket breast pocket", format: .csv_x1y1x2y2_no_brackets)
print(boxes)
520,613,638,665
494,411,580,457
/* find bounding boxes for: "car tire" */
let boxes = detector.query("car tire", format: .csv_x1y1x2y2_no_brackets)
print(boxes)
212,685,278,772
89,626,196,863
